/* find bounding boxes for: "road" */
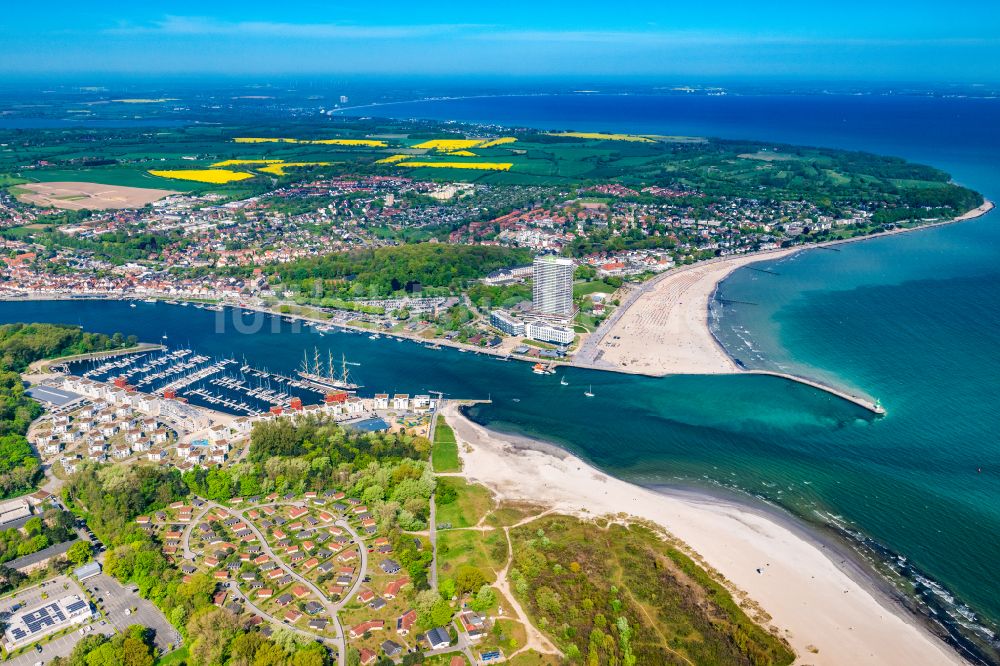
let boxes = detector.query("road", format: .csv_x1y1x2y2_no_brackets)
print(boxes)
180,499,371,666
0,576,113,666
427,397,442,594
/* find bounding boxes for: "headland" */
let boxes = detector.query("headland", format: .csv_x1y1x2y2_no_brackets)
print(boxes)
575,200,995,414
442,402,967,666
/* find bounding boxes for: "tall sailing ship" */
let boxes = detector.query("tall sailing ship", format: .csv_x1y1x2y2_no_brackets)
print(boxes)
297,348,360,391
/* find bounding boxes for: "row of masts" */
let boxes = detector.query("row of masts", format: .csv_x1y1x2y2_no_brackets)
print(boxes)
298,348,360,390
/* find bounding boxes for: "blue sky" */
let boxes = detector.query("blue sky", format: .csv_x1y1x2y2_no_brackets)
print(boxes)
2,1,998,80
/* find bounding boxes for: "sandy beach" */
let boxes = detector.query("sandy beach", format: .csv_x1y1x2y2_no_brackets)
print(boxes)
579,201,994,378
443,402,966,666
577,248,798,374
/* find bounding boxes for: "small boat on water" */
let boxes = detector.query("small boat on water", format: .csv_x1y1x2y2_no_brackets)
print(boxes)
560,376,569,386
161,333,168,340
584,385,595,397
129,303,137,308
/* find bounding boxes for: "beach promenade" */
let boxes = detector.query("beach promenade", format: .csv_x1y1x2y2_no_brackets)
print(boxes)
575,201,994,414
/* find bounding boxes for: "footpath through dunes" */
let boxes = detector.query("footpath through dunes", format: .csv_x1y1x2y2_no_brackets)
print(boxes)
441,403,967,666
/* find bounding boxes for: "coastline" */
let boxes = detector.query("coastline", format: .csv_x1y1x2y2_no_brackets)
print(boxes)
576,199,994,412
442,402,968,666
4,200,992,416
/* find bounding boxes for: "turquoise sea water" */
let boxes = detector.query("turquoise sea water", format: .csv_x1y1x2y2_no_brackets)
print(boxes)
4,93,999,661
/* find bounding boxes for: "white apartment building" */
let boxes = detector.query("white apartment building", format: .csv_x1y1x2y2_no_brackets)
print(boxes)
532,255,574,317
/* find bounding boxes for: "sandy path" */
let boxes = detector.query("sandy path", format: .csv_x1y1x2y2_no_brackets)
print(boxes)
443,403,965,666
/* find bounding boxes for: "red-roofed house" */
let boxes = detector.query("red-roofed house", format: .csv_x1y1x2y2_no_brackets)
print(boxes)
384,577,410,599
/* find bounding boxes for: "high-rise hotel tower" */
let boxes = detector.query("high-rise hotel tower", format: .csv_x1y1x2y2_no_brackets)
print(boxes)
532,255,574,317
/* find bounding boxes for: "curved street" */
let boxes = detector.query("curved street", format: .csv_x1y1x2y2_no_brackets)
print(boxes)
179,499,370,666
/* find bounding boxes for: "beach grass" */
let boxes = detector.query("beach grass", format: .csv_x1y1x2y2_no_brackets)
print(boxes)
436,528,506,583
431,414,461,472
436,477,493,528
508,515,795,665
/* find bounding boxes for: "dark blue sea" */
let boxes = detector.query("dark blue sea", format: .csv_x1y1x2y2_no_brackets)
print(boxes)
6,92,1000,662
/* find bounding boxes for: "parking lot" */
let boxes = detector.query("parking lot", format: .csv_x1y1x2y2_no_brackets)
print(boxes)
80,574,182,652
0,575,111,666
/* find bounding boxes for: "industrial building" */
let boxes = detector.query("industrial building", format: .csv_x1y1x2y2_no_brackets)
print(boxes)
2,594,94,650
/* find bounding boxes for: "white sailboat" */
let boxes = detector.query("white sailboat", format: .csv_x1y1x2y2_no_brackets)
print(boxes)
584,385,594,397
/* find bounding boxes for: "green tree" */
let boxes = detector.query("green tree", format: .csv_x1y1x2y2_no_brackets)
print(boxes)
66,540,93,566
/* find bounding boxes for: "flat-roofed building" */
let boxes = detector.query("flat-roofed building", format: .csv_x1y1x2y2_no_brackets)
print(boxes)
0,498,31,527
525,320,575,345
3,594,93,650
490,310,525,336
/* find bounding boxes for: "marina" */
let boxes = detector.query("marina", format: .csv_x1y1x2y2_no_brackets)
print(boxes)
70,344,363,417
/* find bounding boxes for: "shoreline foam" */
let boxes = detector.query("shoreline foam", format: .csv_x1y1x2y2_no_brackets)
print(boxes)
576,200,994,413
444,402,968,665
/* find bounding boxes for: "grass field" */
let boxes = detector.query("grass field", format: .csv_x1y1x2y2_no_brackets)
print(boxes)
436,477,493,528
0,119,978,211
155,646,190,665
431,414,461,472
573,280,617,298
436,528,507,584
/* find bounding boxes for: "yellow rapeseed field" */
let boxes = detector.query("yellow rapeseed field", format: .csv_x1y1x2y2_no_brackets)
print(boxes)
148,169,256,184
256,162,332,176
478,137,518,148
445,150,478,157
211,159,283,167
375,154,412,164
413,139,483,151
397,161,513,171
545,132,655,143
233,137,386,147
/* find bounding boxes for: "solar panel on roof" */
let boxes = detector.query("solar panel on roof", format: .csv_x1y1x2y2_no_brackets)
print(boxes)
65,599,87,613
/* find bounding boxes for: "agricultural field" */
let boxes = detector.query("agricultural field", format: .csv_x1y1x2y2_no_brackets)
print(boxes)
12,181,178,209
1,115,980,211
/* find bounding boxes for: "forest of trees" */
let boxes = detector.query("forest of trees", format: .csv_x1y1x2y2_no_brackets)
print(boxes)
271,243,531,301
50,624,158,666
62,463,188,540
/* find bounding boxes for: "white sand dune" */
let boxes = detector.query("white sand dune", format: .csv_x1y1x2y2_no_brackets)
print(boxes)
444,403,966,666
